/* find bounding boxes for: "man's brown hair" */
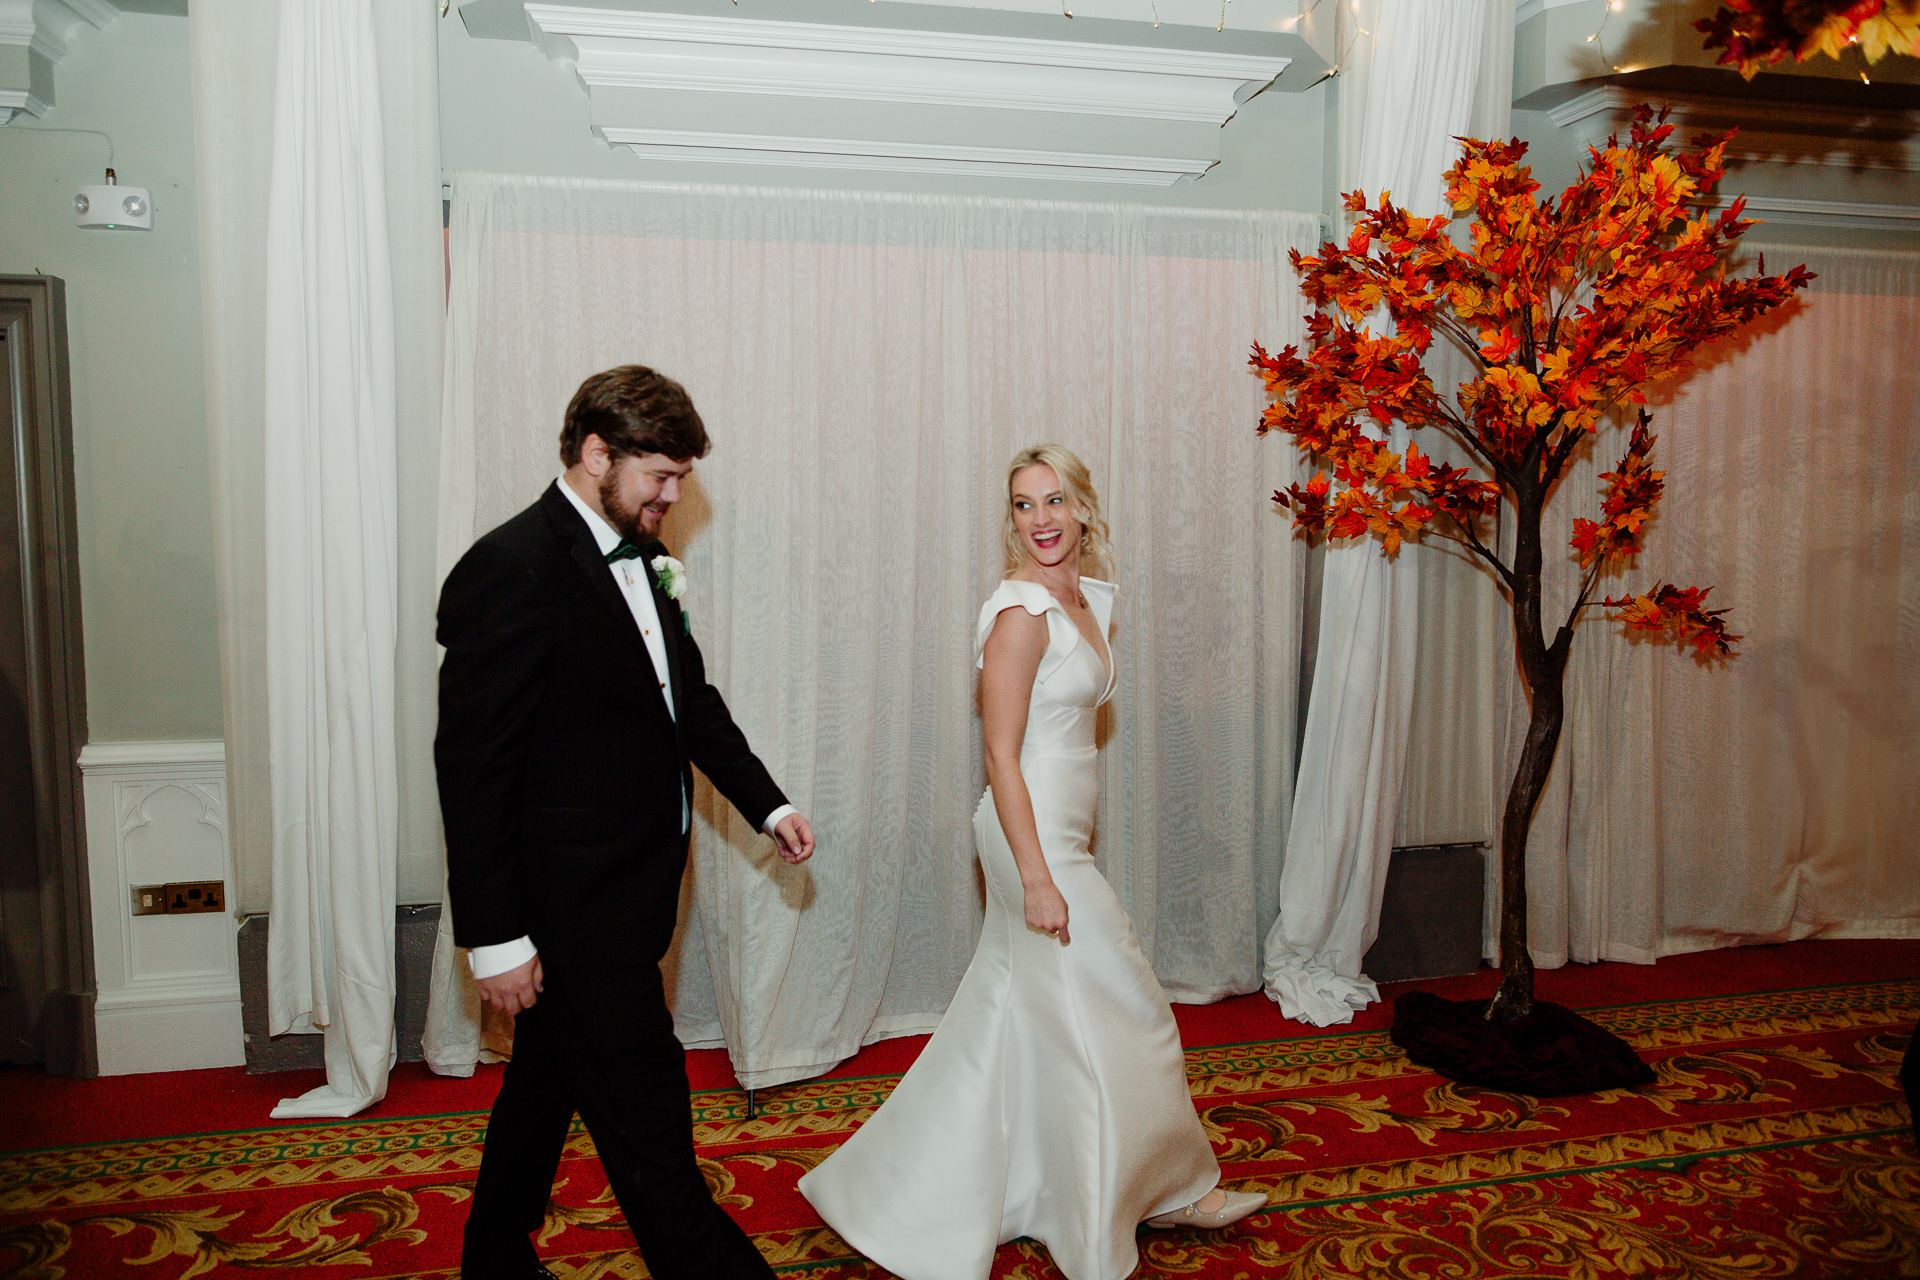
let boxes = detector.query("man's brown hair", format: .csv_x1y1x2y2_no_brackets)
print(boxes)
559,365,711,466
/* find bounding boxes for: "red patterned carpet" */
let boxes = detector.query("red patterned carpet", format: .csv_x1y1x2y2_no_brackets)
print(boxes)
2,938,1916,1279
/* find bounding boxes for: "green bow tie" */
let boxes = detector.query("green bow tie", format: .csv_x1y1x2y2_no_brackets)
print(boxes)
605,540,647,564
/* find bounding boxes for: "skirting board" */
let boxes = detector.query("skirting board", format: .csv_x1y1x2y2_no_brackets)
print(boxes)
94,982,244,1079
78,741,244,1075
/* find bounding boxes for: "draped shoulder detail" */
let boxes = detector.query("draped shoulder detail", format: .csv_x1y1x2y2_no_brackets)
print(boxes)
975,577,1114,695
974,579,1062,670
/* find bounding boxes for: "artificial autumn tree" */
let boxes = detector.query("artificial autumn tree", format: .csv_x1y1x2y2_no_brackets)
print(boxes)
1251,109,1810,1081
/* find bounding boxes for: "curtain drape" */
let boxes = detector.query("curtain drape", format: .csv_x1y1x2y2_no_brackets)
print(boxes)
423,176,1317,1089
260,0,399,1119
1505,244,1920,969
1261,0,1497,1026
192,0,443,1120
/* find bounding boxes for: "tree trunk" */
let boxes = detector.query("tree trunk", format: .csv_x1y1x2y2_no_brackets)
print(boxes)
1485,674,1565,1023
1485,480,1571,1026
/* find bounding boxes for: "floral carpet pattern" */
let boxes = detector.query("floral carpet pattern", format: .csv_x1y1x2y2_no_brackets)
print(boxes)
3,977,1916,1278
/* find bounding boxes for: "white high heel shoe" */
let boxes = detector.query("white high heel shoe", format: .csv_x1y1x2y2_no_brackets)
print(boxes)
1143,1188,1266,1230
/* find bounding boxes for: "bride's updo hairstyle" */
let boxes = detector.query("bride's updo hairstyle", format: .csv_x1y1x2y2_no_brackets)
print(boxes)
1004,444,1112,579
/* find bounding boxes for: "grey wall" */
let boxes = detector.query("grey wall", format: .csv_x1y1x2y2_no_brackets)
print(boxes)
0,12,221,744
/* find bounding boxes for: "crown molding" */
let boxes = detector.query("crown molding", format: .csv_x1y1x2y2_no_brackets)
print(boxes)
0,0,115,53
1547,85,1920,171
523,5,1289,123
0,87,51,123
0,0,115,120
1514,0,1586,21
596,125,1215,184
1699,194,1920,231
61,0,118,25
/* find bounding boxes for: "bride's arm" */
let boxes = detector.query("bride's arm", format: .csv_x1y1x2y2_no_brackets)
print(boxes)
981,607,1071,944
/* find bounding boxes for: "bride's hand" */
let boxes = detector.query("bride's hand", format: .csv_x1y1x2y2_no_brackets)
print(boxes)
1024,882,1070,945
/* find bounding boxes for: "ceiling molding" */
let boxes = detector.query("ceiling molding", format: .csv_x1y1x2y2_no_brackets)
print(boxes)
1698,194,1920,231
523,5,1290,123
595,125,1215,185
61,0,119,26
0,88,53,125
0,0,115,121
1514,0,1586,22
1547,85,1920,172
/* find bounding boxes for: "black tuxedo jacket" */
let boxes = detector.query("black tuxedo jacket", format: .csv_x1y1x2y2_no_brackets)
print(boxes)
435,482,787,969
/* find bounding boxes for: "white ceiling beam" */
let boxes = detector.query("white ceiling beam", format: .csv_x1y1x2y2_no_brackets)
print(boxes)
524,4,1290,124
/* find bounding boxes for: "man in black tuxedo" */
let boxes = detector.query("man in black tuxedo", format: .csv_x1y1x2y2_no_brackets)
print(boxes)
436,365,815,1280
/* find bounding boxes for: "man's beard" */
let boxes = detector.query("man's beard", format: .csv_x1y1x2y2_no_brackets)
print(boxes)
598,470,658,544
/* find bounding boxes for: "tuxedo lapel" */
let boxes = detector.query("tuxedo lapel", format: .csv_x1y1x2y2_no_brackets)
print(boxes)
538,487,687,734
543,486,639,644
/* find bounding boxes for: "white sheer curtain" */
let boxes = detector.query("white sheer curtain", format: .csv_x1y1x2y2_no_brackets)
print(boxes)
424,176,1316,1089
186,0,441,1121
259,0,399,1119
1261,0,1498,1026
1509,244,1920,967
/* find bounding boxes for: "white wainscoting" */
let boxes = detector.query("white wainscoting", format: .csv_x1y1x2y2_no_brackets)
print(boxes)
79,741,243,1075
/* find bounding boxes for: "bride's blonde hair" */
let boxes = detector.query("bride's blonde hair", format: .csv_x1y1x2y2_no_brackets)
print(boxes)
1003,444,1112,579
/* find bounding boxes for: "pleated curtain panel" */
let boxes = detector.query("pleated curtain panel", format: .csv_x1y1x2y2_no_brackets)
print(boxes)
192,0,443,1121
259,0,403,1119
422,178,1320,1090
1261,0,1500,1026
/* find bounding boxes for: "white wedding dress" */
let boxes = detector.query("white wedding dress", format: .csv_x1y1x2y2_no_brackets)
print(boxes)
799,578,1219,1280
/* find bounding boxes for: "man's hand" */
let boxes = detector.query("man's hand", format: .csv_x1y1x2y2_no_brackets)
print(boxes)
771,812,815,865
475,954,543,1015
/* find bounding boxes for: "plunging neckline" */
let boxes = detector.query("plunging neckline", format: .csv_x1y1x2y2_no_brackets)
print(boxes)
1015,574,1113,701
1081,618,1114,702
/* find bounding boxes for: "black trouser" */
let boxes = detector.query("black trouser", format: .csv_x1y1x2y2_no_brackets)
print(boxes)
461,963,773,1280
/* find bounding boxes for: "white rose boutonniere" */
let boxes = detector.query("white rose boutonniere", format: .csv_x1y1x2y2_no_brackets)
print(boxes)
650,554,685,600
651,554,691,635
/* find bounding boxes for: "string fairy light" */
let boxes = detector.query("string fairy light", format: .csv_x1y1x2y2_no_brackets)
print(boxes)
1583,0,1629,74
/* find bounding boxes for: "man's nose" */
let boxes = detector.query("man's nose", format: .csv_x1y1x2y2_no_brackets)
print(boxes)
660,477,681,504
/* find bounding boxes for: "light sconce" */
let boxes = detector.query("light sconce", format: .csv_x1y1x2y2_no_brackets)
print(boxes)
74,168,151,231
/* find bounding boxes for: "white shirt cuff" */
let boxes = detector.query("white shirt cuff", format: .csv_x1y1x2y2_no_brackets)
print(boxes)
467,935,537,980
762,804,798,836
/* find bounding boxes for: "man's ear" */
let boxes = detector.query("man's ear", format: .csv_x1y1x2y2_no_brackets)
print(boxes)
580,433,612,478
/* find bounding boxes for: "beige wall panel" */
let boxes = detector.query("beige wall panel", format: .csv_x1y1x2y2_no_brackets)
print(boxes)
0,13,222,744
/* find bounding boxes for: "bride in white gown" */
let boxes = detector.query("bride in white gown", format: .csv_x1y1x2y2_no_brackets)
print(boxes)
799,446,1264,1280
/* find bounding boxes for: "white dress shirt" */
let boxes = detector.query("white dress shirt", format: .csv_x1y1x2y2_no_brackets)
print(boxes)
466,478,795,980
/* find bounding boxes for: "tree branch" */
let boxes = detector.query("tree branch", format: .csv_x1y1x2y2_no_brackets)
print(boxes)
1438,506,1516,590
1559,556,1606,641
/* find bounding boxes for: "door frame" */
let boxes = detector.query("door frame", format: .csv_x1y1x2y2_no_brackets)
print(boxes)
0,275,95,1077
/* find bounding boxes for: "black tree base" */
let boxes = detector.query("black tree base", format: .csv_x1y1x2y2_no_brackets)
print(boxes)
1390,990,1657,1096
